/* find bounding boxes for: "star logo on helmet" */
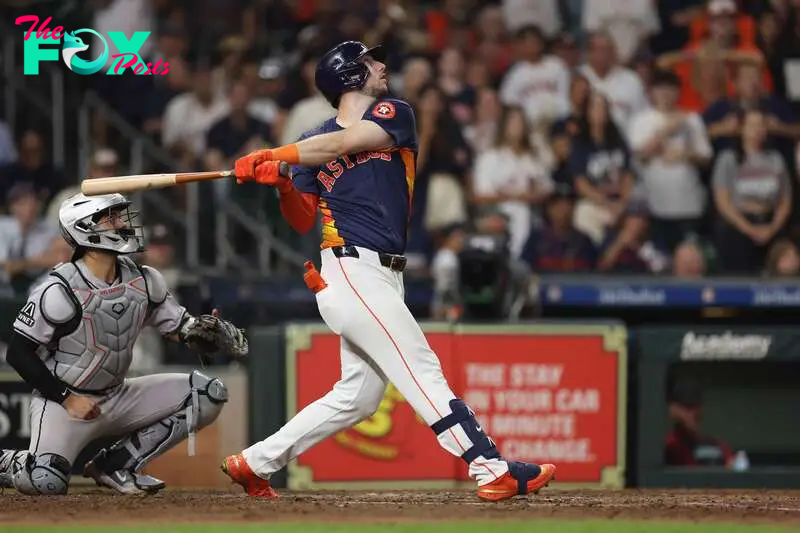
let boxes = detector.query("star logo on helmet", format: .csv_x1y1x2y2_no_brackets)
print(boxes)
372,101,396,119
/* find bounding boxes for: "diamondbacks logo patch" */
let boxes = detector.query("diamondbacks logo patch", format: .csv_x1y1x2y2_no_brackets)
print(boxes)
16,302,35,327
372,101,396,119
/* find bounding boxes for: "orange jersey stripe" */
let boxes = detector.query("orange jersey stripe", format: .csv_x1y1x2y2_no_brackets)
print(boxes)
399,148,416,215
318,199,345,249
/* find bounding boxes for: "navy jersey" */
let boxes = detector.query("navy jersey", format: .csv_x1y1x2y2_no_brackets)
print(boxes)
521,226,597,273
291,98,418,254
568,139,632,199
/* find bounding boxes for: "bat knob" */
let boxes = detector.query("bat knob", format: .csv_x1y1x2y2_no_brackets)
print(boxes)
278,161,291,178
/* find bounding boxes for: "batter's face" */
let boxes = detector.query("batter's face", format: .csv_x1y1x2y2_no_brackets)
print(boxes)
361,56,389,98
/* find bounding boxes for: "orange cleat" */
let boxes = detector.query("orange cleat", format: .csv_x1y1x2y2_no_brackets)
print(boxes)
221,454,279,499
477,462,556,502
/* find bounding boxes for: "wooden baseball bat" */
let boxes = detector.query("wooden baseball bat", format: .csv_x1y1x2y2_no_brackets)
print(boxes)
80,163,290,196
81,170,233,196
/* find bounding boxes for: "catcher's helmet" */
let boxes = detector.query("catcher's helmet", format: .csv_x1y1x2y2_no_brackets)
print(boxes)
315,41,386,108
59,193,144,255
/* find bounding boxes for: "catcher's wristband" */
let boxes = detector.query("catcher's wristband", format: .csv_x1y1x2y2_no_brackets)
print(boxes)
178,316,197,342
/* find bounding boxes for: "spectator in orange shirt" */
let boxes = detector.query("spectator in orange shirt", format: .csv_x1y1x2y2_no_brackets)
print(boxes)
657,0,771,112
425,0,477,52
688,0,756,47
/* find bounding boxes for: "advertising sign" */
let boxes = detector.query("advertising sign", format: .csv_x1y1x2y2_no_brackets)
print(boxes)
285,323,626,489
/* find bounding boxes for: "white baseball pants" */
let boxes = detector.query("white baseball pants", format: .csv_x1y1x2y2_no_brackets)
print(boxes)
243,246,508,485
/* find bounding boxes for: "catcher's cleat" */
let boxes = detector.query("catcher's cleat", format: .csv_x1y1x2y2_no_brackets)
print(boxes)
84,460,165,495
221,453,278,499
477,462,556,502
0,450,23,489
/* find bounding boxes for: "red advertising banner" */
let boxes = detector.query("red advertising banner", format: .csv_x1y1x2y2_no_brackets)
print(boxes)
286,323,626,489
452,328,624,484
289,327,460,486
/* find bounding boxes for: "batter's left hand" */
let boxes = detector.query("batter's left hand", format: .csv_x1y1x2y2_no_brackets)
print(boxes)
234,149,273,182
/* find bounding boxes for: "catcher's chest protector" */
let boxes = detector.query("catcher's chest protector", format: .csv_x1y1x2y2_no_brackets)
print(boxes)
45,258,153,391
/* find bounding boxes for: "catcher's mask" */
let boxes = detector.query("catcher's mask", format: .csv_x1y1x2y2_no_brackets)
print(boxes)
59,193,145,255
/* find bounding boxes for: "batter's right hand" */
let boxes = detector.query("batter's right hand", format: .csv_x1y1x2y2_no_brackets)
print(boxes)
234,149,272,183
253,161,292,192
63,394,101,420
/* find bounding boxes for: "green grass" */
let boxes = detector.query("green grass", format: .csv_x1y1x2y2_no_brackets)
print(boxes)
1,523,794,533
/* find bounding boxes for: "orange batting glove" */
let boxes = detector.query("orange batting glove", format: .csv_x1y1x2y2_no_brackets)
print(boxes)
235,144,300,183
234,149,272,182
253,161,292,193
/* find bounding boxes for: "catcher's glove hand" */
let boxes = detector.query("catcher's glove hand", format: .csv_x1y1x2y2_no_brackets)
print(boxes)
180,309,249,359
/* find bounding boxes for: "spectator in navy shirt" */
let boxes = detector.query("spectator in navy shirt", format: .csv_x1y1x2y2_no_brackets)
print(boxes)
597,192,671,274
204,80,272,170
0,130,66,208
570,91,636,246
203,79,272,264
704,63,800,163
520,181,597,273
550,73,591,184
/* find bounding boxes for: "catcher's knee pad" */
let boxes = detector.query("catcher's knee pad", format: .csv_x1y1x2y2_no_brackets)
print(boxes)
13,452,70,495
430,399,501,464
90,371,228,475
189,369,229,427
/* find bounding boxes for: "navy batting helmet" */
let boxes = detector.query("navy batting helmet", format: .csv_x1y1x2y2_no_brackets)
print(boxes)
315,41,387,108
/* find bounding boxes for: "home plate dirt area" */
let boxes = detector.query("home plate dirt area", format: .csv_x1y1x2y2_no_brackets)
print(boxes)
1,488,799,526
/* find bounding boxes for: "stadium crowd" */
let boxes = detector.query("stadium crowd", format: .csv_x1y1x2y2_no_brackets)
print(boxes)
2,0,800,303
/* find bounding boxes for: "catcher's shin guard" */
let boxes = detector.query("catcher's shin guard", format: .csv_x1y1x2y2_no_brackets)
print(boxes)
13,452,70,495
85,371,228,494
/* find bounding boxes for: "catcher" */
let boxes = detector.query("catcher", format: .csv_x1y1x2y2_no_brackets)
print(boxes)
0,192,248,495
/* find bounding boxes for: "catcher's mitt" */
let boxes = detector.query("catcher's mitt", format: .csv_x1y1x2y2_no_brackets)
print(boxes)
181,312,249,359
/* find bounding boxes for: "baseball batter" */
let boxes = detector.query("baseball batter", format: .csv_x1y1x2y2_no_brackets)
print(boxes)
0,192,248,495
221,41,556,502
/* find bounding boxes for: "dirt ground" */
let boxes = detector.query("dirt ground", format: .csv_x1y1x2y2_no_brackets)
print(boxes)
1,488,800,526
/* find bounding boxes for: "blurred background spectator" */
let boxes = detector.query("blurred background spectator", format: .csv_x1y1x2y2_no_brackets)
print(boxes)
665,378,735,468
279,48,337,145
0,130,67,209
711,108,791,273
471,106,554,258
500,26,570,128
47,148,120,222
571,91,636,245
597,200,671,274
0,183,59,294
162,63,229,161
764,237,800,276
580,32,649,133
582,0,661,66
629,69,712,252
672,239,709,278
519,181,596,274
